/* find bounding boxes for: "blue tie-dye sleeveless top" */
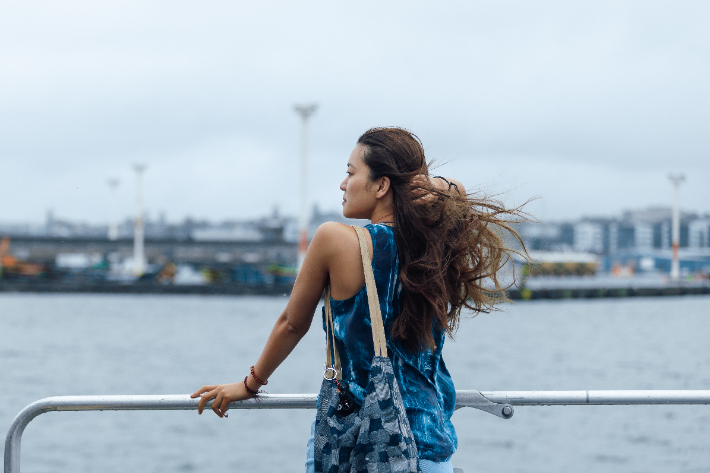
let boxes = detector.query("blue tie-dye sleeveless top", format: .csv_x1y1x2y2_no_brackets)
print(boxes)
322,223,458,462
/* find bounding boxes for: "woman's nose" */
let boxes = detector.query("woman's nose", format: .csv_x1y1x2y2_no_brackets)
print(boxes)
339,178,347,191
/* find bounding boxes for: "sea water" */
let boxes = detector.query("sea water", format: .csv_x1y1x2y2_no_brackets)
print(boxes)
0,294,708,472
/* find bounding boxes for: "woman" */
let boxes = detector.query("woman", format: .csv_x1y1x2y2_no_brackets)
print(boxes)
192,127,524,472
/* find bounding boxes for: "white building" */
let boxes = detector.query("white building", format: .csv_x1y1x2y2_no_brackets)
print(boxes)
573,222,605,253
689,219,710,248
634,223,654,250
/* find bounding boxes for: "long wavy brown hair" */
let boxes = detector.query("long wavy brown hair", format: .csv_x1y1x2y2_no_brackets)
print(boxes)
358,127,528,352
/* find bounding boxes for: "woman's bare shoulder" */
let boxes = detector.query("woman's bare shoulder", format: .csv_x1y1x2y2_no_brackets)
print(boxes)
316,220,353,233
311,222,369,299
314,221,355,238
310,222,359,255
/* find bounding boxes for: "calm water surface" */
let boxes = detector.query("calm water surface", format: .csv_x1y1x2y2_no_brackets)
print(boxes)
0,294,708,473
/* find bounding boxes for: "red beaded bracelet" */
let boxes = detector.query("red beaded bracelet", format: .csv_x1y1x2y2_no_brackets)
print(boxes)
250,365,268,386
243,376,264,400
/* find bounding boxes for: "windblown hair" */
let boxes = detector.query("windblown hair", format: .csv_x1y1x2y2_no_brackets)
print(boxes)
358,127,528,352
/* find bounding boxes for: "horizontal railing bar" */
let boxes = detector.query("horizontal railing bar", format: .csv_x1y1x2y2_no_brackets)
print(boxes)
6,390,710,473
478,390,710,405
18,394,318,412
13,390,710,413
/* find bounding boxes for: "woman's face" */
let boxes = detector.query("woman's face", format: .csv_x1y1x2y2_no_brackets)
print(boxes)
340,144,378,219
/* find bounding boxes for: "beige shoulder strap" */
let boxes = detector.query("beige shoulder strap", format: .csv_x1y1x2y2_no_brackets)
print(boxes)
323,285,342,380
323,226,389,379
353,226,388,358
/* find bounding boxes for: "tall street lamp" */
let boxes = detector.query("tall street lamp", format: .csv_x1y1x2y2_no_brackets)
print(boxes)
107,179,120,241
294,104,318,271
133,164,147,276
668,173,685,281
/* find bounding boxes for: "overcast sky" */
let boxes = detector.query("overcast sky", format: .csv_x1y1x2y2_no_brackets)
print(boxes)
1,1,708,225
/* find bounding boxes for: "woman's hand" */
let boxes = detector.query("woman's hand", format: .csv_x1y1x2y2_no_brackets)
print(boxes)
411,174,465,203
191,381,252,418
411,174,437,204
431,176,464,196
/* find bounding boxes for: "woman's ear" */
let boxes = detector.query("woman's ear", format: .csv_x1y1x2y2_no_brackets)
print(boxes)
375,176,391,198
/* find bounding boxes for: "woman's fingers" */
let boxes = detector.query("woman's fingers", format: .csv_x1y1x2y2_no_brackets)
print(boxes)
196,387,218,414
219,396,231,417
191,385,217,398
212,392,224,417
194,382,243,417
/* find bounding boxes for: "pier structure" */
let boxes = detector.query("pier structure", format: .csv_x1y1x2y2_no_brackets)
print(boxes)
0,235,296,268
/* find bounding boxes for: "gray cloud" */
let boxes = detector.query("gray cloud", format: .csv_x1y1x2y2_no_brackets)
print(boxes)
1,0,708,223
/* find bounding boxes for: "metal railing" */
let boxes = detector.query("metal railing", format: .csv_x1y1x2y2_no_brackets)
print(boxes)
5,390,710,473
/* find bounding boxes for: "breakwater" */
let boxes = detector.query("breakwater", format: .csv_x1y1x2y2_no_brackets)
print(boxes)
2,280,709,298
507,285,710,300
0,280,293,296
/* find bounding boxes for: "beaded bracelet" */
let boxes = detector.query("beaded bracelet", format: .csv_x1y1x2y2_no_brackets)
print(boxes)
250,365,268,386
243,376,264,401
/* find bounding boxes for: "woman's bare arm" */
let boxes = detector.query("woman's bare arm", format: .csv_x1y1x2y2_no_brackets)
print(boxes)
191,224,340,417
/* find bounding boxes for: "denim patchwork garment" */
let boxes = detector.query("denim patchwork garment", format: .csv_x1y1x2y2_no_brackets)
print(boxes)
321,223,458,463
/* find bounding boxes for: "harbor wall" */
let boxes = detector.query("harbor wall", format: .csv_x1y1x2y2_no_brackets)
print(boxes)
2,280,708,298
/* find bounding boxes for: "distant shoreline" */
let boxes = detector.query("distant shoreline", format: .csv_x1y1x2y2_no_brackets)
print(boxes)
507,285,710,300
0,281,293,296
1,280,708,299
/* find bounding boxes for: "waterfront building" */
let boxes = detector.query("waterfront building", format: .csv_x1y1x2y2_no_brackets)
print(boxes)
689,219,710,248
2,205,709,281
573,221,607,254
